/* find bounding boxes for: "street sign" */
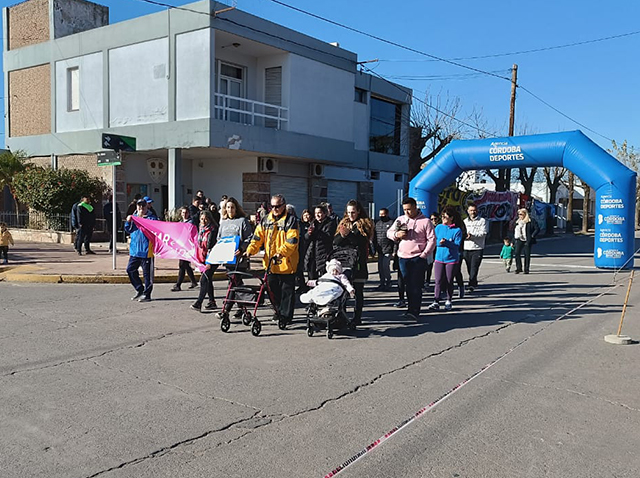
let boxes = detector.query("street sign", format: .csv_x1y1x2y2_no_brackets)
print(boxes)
97,150,122,167
102,133,136,152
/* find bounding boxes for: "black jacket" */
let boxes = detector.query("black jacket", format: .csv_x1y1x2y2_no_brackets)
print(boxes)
304,216,337,276
78,203,96,229
103,202,122,232
373,216,395,255
333,221,371,281
524,220,540,246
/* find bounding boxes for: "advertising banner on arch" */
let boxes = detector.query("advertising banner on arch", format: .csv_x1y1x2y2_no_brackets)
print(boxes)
594,192,632,269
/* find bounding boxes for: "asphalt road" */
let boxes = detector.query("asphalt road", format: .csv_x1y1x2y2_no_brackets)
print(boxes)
1,234,639,478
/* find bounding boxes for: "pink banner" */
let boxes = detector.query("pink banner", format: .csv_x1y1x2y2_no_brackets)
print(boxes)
131,217,206,272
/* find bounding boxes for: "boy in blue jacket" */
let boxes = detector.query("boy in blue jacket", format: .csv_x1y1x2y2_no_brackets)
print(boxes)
124,198,158,302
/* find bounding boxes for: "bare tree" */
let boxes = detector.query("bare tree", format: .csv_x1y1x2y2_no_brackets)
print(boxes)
542,167,567,204
609,140,639,229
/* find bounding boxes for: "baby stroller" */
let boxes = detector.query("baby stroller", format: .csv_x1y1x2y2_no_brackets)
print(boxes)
305,249,358,339
217,257,288,336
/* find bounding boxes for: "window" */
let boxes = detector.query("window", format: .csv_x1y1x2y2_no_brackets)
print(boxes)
369,97,401,155
394,173,403,182
370,171,380,180
355,87,367,104
67,67,80,112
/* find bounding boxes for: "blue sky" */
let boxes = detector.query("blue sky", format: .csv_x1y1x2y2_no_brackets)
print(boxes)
1,0,639,152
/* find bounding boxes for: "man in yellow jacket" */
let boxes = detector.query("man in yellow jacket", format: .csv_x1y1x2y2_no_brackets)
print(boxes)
246,194,299,324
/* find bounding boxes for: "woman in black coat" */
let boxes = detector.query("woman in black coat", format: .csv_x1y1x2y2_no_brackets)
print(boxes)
514,208,540,274
305,204,337,280
333,200,373,325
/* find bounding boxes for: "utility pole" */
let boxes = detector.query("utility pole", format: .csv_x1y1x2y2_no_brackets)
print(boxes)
505,63,518,191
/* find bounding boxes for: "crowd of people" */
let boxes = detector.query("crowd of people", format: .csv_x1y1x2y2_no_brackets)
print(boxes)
70,190,540,323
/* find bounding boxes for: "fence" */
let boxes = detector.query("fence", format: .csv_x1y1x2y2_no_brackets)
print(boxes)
0,211,108,233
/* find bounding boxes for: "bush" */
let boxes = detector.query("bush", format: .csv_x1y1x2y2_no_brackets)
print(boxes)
13,167,107,215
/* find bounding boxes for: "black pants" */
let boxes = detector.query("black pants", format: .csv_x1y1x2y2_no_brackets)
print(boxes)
514,240,532,273
196,265,218,305
106,226,117,252
76,226,94,252
127,256,154,298
397,270,405,301
353,281,365,323
463,249,484,287
177,260,197,286
399,256,428,316
267,273,296,322
0,246,8,261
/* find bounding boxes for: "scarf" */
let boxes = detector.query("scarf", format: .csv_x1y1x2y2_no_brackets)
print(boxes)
79,202,93,213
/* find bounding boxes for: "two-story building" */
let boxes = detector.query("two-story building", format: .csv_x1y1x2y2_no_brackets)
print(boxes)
3,0,412,217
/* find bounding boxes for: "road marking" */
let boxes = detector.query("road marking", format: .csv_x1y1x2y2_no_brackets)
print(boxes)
323,285,617,477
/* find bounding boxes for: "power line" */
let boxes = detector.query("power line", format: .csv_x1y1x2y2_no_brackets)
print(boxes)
517,85,613,142
268,0,511,83
377,29,640,62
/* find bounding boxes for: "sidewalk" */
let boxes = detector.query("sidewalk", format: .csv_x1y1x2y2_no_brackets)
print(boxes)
0,241,264,284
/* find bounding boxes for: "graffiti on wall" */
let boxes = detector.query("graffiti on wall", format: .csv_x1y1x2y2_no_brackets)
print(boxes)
438,186,519,226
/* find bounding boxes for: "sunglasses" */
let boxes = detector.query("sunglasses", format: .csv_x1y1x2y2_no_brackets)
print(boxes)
271,203,285,209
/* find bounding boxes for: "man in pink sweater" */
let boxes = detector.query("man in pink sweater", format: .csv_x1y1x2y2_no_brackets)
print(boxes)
387,197,437,320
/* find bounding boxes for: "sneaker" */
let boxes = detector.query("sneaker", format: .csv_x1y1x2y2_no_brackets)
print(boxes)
131,290,144,301
405,312,419,321
204,301,217,310
138,296,151,303
171,285,181,292
188,282,198,289
233,309,244,318
427,302,440,311
77,251,82,256
444,301,452,311
85,250,96,255
524,271,530,274
190,302,202,311
375,284,386,291
467,286,475,292
514,270,521,274
393,300,406,308
458,285,465,298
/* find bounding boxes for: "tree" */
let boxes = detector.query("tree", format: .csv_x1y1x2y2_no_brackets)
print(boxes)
410,90,465,180
609,140,639,229
13,167,107,216
0,149,29,214
542,167,567,204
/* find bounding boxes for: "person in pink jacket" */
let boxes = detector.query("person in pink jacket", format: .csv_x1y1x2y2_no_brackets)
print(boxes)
387,197,437,320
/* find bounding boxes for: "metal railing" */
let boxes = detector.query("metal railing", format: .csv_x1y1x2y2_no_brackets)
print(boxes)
213,93,288,130
0,211,109,233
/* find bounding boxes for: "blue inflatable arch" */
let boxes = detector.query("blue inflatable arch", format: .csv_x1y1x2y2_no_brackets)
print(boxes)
409,130,636,269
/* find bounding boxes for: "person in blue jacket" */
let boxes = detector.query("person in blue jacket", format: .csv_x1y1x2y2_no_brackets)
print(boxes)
428,205,463,311
124,198,158,302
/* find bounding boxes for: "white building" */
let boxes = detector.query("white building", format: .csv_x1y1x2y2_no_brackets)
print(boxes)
3,0,411,217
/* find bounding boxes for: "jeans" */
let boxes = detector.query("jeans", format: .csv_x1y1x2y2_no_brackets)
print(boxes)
76,226,94,252
127,256,154,298
378,253,392,286
514,240,532,273
399,256,428,316
463,249,484,287
267,273,296,322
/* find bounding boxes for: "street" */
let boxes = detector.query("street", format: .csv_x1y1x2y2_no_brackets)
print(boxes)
1,234,639,478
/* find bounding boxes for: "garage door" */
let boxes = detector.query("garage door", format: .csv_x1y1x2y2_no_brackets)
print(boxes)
327,180,358,215
271,175,309,214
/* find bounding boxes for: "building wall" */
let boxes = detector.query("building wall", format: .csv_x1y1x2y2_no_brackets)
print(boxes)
55,52,104,132
287,54,354,143
52,0,109,39
109,37,169,127
176,28,211,122
8,64,51,137
194,156,257,206
7,0,50,50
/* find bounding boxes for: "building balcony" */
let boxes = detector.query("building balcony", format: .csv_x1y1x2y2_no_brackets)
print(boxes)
213,93,288,130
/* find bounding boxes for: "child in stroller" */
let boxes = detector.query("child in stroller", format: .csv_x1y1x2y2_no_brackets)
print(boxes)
301,259,356,339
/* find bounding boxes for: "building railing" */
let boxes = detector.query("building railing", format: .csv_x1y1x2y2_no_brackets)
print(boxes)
0,211,109,233
213,93,288,130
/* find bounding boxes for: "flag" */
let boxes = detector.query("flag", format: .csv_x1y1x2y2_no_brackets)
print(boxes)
131,217,206,272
